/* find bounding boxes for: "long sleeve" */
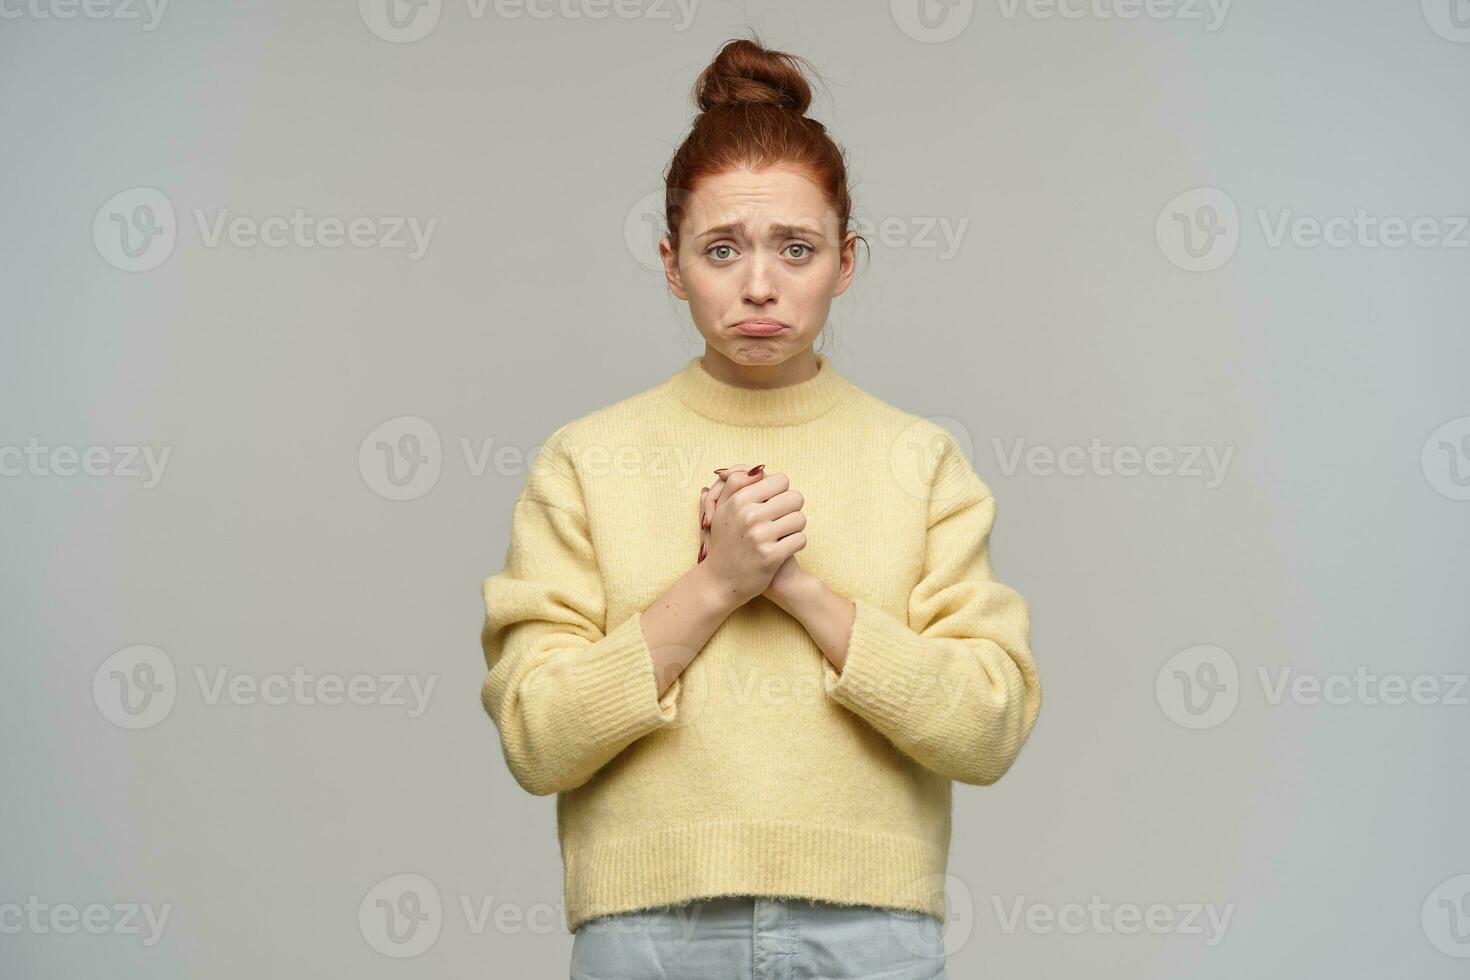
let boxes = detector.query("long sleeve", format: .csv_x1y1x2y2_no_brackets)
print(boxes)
479,431,682,797
821,432,1041,786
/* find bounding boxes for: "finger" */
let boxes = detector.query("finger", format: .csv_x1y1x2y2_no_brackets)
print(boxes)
699,478,723,531
753,486,804,523
768,509,807,541
771,530,806,562
729,466,788,506
706,463,753,520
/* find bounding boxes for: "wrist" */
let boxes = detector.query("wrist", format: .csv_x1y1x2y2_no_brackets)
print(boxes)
766,566,820,616
688,560,746,619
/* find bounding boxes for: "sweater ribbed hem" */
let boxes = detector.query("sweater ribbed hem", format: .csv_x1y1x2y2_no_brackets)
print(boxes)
562,820,948,933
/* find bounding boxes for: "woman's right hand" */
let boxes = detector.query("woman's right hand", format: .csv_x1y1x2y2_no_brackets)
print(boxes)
698,464,807,607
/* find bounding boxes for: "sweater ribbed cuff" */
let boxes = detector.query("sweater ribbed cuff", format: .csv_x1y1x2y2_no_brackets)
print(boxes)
822,597,929,729
571,611,683,750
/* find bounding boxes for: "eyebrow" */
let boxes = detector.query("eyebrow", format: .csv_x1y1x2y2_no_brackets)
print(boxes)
694,221,826,243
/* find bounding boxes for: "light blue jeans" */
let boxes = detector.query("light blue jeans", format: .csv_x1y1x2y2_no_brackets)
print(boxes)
570,895,949,979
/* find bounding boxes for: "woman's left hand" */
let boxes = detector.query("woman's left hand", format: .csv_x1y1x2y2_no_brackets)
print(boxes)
699,464,807,606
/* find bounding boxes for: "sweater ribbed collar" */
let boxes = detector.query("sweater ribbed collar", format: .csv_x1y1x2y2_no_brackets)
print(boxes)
663,352,855,427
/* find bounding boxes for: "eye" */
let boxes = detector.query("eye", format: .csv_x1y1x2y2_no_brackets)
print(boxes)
785,242,815,259
706,243,737,261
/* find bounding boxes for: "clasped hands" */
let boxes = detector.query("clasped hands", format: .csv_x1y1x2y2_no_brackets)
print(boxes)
696,463,810,610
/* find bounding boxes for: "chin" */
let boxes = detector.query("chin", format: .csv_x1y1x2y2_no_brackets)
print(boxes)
723,343,790,365
718,332,812,360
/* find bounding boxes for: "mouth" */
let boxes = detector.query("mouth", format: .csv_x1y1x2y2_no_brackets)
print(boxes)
730,319,788,337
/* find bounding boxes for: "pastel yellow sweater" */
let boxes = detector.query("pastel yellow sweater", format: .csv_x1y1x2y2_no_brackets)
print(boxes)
479,353,1042,934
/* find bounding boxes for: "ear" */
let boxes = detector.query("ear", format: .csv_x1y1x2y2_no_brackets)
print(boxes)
832,231,858,298
659,235,688,301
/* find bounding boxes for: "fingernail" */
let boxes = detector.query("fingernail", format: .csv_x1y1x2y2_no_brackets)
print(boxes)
747,464,765,477
698,544,707,562
700,512,709,529
714,468,729,476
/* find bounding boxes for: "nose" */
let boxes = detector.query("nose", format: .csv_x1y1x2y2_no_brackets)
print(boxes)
741,252,777,305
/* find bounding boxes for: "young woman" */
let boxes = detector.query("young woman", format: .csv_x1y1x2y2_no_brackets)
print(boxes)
480,36,1042,980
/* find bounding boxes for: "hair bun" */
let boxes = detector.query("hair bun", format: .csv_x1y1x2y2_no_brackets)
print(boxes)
693,38,814,115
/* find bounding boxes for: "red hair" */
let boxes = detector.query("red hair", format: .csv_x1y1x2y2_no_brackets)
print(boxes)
663,36,865,259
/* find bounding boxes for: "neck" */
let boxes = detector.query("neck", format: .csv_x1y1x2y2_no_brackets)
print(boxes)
698,347,821,390
663,347,854,427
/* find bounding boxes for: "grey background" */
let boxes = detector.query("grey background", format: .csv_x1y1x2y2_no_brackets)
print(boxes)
3,0,1469,976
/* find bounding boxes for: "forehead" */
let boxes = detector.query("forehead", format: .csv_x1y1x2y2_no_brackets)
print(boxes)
684,164,835,233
